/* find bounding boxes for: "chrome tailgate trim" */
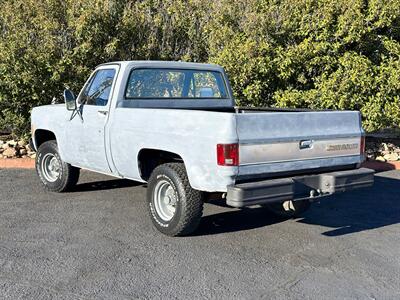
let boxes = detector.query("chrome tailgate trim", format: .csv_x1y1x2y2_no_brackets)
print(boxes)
240,137,361,165
238,155,363,176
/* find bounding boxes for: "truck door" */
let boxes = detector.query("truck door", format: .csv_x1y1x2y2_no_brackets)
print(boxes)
65,65,119,173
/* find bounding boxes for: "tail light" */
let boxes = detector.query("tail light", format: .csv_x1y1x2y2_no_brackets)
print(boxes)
360,136,366,156
217,143,239,166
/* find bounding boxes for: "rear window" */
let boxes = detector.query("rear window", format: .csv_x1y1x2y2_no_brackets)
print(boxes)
125,68,228,99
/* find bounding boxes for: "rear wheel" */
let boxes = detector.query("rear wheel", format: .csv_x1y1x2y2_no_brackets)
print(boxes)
147,163,203,236
35,140,80,192
263,200,311,218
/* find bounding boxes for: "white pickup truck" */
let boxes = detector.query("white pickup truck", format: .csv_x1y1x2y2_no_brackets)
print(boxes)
31,61,374,236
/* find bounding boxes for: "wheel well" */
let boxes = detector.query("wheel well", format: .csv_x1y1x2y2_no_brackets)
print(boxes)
138,149,183,181
34,129,56,149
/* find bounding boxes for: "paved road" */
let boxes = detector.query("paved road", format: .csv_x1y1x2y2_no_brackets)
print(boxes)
0,169,399,299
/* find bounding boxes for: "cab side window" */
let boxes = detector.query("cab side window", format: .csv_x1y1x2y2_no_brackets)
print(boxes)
80,69,116,106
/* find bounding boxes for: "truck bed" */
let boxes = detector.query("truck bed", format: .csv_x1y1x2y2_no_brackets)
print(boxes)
151,105,364,180
117,104,364,181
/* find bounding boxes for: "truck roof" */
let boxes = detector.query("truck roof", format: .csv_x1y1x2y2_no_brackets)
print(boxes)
98,60,224,72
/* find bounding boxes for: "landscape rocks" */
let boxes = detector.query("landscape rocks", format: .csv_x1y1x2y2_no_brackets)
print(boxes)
0,138,36,159
3,147,17,158
365,138,400,162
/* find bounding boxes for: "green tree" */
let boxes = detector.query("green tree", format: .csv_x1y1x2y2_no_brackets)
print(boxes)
0,0,399,137
208,0,400,131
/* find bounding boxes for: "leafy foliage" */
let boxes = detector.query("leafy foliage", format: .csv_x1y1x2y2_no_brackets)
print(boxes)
0,0,399,136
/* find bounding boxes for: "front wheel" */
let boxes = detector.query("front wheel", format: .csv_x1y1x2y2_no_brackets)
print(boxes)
263,200,311,218
35,140,80,192
147,163,203,236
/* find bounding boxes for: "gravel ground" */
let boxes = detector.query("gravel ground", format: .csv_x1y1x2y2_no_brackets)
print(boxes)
0,169,399,299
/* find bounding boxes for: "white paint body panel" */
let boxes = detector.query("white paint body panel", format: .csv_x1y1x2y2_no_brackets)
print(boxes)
109,108,238,190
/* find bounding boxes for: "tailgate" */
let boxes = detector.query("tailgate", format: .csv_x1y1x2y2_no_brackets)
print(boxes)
235,111,364,177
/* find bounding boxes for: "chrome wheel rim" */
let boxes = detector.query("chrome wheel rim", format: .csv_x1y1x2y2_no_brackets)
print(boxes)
41,153,61,182
154,179,177,221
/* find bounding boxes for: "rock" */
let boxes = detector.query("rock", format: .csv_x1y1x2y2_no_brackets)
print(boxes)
387,142,395,148
29,153,36,159
382,143,389,152
0,140,4,146
375,156,386,162
0,154,3,159
383,152,399,161
381,150,390,155
3,147,17,158
17,140,27,147
7,140,17,147
1,143,9,150
19,148,27,155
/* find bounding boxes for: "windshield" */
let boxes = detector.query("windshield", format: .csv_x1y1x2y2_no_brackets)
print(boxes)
125,68,228,99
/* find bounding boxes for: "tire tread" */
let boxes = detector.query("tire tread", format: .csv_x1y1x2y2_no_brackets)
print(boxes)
148,162,203,236
36,140,79,192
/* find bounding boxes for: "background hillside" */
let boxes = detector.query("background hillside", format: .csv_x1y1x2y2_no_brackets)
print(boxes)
0,0,399,137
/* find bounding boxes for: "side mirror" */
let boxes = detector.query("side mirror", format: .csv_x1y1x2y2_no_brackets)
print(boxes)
63,89,77,111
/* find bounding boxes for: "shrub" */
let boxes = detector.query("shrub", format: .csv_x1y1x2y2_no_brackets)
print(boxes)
0,0,399,137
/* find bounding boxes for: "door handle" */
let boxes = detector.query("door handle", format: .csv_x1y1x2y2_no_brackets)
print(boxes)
299,140,313,149
98,110,108,116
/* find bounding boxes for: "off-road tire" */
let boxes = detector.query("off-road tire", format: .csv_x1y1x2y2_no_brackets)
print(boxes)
147,163,203,236
263,200,311,218
35,140,80,192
